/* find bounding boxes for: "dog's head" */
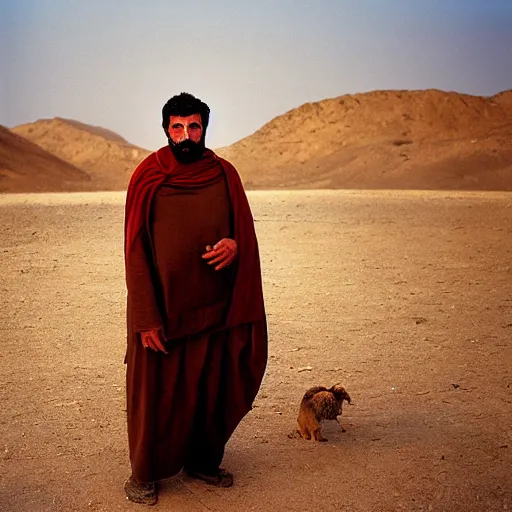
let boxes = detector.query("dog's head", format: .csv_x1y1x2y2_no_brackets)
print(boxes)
329,384,352,405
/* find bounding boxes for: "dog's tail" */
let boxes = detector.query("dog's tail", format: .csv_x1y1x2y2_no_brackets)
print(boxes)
302,386,329,401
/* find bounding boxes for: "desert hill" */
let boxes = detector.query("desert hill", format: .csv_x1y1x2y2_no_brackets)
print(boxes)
55,118,129,143
5,89,512,192
0,125,93,193
216,89,512,190
11,117,150,190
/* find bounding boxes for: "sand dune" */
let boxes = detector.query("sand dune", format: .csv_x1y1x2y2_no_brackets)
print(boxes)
5,89,512,192
53,118,129,143
11,117,150,190
216,89,512,190
0,125,93,193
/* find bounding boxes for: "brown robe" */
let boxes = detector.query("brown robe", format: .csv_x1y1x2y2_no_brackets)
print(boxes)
125,165,267,483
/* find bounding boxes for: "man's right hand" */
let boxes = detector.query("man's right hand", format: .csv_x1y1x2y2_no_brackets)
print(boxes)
140,328,168,354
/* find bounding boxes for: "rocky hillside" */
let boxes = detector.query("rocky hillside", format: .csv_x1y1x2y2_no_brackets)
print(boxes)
11,117,150,190
0,125,92,193
216,89,512,190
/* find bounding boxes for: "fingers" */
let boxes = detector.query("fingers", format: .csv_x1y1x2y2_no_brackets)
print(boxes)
214,238,237,255
202,247,223,260
202,238,237,257
207,253,228,266
202,238,237,271
151,334,168,354
206,252,235,270
142,333,153,350
213,256,233,271
141,330,168,354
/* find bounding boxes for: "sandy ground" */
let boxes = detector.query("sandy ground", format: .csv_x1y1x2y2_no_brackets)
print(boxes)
1,189,511,512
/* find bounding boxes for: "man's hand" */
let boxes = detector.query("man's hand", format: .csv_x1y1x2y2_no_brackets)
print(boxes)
202,238,238,271
140,328,168,354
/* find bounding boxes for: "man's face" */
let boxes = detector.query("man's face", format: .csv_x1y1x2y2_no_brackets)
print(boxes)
168,114,203,144
167,114,204,163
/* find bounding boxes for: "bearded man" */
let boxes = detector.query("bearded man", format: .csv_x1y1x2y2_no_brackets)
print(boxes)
123,92,267,505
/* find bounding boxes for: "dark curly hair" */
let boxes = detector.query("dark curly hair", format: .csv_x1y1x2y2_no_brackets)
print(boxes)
161,92,210,137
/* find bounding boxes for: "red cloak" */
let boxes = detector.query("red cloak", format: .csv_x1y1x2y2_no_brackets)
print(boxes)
124,145,265,331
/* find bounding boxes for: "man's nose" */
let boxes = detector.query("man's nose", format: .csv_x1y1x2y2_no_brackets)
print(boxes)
183,126,190,139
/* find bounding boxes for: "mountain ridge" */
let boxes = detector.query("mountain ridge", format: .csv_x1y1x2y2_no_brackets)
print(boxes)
5,88,512,192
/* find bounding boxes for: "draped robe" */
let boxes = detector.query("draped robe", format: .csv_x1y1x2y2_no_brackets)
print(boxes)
124,146,267,483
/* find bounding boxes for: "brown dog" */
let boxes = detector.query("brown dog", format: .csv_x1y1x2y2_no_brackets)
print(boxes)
296,384,352,441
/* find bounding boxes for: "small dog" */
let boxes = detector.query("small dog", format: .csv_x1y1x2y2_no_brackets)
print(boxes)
297,384,352,442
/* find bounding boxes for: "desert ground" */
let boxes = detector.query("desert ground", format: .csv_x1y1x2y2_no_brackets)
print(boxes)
0,189,511,512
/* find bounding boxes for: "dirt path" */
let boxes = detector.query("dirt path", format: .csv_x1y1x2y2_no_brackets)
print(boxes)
1,190,511,512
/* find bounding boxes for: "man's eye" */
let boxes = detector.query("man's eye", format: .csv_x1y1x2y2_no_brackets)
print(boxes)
189,123,201,129
171,124,183,129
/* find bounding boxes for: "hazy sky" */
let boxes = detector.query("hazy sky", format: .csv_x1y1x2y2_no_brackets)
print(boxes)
2,0,511,150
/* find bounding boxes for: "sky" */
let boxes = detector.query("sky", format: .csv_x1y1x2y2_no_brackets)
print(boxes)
1,0,512,150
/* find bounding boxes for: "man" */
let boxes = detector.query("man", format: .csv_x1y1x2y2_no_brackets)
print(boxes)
123,93,268,505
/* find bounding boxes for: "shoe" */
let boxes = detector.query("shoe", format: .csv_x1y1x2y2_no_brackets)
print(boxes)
185,467,234,488
124,475,157,505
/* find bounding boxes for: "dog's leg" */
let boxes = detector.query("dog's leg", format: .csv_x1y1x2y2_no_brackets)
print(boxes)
312,427,328,442
297,424,311,440
336,418,346,433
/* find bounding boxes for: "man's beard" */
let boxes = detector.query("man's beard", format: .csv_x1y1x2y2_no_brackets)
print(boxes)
168,138,205,164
